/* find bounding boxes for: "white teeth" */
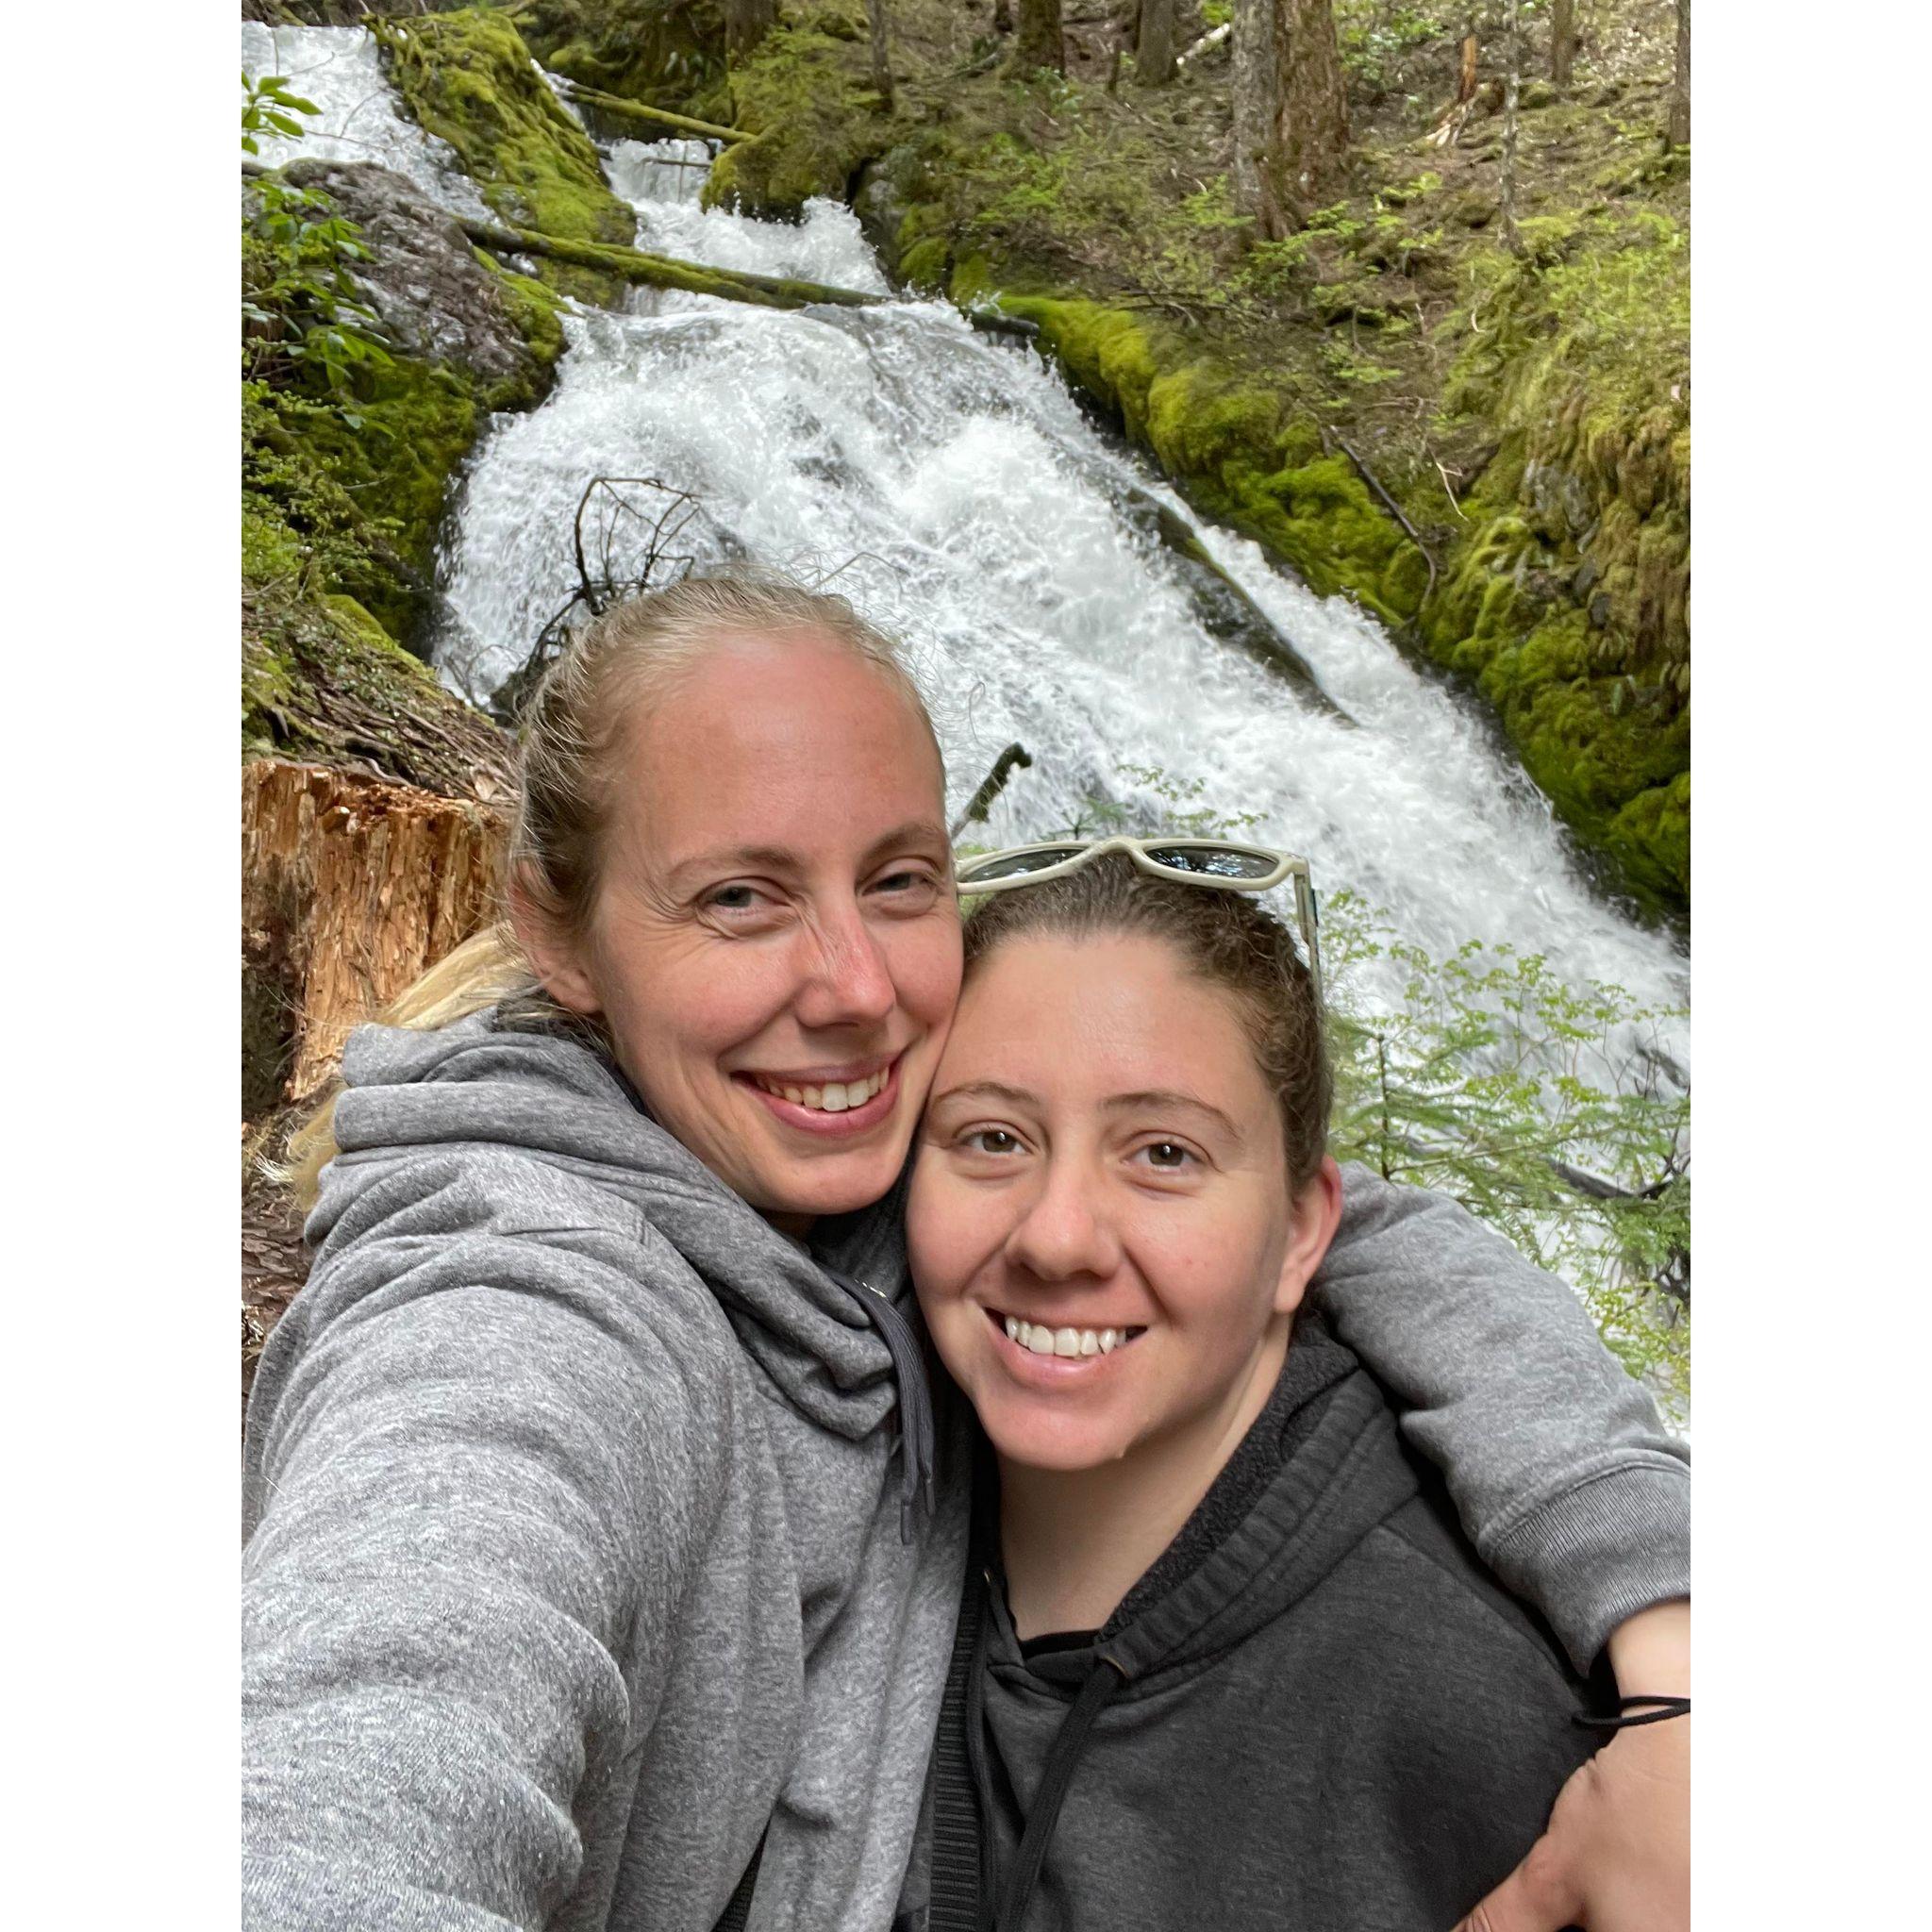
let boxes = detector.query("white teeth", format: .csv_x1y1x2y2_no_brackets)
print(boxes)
1004,1319,1134,1357
758,1069,887,1112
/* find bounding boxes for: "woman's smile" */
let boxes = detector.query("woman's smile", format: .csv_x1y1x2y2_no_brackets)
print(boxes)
735,1052,906,1137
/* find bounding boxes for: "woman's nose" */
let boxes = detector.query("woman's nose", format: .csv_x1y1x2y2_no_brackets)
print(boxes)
1004,1161,1122,1284
792,906,897,1031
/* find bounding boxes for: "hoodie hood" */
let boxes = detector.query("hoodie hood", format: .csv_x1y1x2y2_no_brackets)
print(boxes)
313,1010,916,1444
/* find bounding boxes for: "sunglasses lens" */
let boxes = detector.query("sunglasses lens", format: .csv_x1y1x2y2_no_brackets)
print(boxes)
958,844,1088,883
1144,845,1277,880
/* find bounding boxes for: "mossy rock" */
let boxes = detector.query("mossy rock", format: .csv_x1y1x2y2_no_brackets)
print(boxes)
242,531,512,799
991,294,1427,628
374,6,635,304
704,8,894,219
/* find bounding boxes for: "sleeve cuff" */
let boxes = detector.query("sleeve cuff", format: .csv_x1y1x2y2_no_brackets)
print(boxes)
1489,1459,1691,1673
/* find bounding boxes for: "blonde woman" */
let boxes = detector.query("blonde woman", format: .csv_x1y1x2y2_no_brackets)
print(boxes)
242,574,1688,1932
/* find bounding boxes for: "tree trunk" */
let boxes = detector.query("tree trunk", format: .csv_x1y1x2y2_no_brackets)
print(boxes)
1667,0,1690,146
865,0,895,111
1137,0,1177,84
1270,0,1350,222
1550,0,1574,88
1501,0,1521,252
724,0,775,60
1014,0,1065,73
242,760,508,1107
1231,0,1282,234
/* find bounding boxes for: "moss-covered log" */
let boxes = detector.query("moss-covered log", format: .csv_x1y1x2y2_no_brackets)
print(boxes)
459,214,885,308
560,80,749,143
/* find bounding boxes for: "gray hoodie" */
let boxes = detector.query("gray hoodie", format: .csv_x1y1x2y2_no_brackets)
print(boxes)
242,1013,1688,1932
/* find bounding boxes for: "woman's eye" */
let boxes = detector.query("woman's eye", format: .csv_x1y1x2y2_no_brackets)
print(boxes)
871,867,941,907
704,883,778,919
1136,1141,1198,1171
960,1127,1024,1158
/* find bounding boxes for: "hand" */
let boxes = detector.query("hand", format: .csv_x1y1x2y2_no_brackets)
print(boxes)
1450,1714,1689,1930
1452,1599,1689,1932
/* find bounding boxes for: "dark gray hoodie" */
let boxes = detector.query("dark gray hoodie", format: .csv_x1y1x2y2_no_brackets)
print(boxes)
242,1014,1687,1931
914,1317,1607,1932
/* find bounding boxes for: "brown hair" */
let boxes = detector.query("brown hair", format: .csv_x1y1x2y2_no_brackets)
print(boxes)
281,569,939,1208
960,854,1331,1191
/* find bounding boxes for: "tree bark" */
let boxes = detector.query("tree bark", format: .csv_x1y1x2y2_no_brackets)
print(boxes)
1231,0,1282,234
1014,0,1065,74
1550,0,1575,88
1137,0,1177,84
1667,0,1690,146
1501,0,1522,252
242,760,508,1107
724,0,775,60
865,0,895,111
1270,0,1351,222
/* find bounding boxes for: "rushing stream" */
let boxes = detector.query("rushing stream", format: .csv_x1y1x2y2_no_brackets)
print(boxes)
242,23,1689,1051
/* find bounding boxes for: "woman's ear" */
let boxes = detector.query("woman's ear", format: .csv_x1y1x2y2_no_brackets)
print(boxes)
507,865,603,1016
1273,1155,1344,1318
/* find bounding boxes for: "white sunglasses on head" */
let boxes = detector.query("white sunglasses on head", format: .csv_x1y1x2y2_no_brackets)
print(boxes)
953,836,1322,1003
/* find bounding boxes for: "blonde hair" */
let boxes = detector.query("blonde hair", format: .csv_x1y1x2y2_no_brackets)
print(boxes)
282,569,939,1208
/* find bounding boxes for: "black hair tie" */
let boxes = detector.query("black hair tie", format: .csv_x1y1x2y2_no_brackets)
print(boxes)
1575,1694,1690,1732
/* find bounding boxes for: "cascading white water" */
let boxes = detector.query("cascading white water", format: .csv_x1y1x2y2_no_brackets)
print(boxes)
242,25,1688,1047
242,22,494,220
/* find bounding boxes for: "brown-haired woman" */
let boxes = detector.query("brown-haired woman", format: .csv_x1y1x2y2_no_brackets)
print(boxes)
243,576,1688,1932
909,847,1688,1931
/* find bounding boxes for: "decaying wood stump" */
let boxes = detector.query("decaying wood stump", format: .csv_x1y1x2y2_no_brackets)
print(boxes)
242,758,508,1108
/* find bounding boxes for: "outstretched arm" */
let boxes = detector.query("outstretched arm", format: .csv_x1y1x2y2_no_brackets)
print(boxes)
243,1171,717,1931
1315,1163,1688,1674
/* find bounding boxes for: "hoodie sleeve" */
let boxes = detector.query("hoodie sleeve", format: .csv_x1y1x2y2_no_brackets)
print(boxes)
1313,1162,1689,1673
242,1156,728,1931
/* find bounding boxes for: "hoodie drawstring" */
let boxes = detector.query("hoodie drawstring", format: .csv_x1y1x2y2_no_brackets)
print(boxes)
990,1656,1124,1930
821,1267,938,1542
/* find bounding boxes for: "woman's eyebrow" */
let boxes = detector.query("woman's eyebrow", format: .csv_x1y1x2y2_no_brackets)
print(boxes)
1106,1091,1243,1141
664,845,802,889
927,1079,1039,1111
664,823,950,891
861,820,952,865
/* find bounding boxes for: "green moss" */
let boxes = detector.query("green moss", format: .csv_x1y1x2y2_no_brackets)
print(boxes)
992,295,1426,627
374,7,635,304
704,8,893,219
520,0,726,110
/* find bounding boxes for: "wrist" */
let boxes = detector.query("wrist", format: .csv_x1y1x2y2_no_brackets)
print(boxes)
1605,1595,1690,1697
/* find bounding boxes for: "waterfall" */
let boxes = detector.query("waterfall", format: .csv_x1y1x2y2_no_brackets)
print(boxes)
242,24,1688,1049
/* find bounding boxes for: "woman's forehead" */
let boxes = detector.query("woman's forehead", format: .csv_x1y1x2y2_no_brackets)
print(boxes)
610,641,945,861
947,936,1259,1091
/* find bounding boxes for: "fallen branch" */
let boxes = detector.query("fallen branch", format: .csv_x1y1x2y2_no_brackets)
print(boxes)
951,743,1034,841
1177,21,1231,69
1327,428,1439,606
559,81,750,145
457,215,887,310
